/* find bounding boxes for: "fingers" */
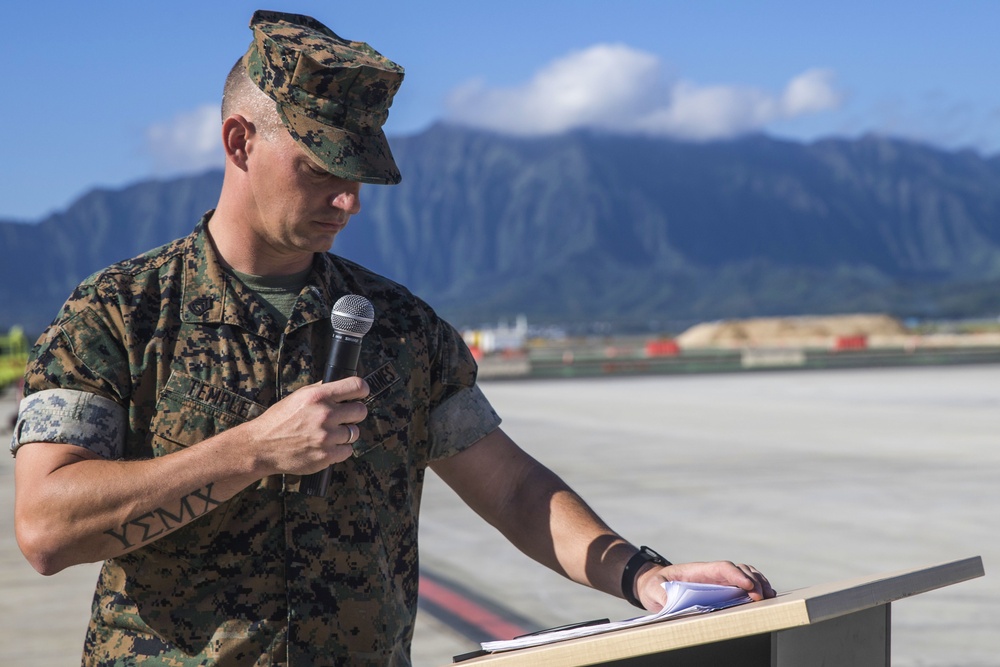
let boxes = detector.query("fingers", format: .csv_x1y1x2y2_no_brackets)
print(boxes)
735,562,775,600
305,377,370,437
320,378,368,445
315,375,370,403
329,395,368,425
660,561,775,602
640,574,669,611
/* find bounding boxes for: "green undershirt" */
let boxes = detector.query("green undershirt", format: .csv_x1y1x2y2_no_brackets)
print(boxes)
229,267,311,331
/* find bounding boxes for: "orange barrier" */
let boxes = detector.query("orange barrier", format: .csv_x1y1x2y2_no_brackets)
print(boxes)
645,339,680,357
833,335,868,351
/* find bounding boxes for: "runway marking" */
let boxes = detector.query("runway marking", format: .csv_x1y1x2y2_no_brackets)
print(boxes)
418,569,537,642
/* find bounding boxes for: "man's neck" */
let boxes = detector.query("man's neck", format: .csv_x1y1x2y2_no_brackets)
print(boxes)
208,201,314,277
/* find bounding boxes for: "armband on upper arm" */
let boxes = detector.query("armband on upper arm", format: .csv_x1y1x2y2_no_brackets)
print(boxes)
10,389,126,459
427,384,502,461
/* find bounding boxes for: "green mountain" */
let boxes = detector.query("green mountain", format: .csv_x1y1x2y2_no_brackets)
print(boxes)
3,126,1000,335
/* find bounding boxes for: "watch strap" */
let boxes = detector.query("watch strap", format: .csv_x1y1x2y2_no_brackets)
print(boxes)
621,546,671,609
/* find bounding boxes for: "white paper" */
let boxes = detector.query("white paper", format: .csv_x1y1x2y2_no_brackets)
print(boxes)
480,581,752,653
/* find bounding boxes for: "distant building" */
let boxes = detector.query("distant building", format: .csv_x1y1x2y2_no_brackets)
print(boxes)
463,315,528,356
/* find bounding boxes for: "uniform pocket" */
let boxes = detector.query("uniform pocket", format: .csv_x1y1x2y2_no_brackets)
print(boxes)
149,371,266,456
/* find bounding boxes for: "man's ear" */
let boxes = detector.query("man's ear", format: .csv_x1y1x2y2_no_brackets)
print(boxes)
222,115,254,170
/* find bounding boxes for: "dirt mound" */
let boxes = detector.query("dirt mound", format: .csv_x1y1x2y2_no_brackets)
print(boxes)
677,313,906,347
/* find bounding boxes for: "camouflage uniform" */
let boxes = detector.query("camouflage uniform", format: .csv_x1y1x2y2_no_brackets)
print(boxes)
13,214,501,665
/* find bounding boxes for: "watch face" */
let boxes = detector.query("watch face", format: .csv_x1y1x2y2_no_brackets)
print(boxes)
641,546,669,566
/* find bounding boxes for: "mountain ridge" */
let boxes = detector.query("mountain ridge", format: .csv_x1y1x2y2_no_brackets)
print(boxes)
3,125,999,334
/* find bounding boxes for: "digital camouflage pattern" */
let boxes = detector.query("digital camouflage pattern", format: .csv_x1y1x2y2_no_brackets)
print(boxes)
19,213,501,666
245,10,405,186
11,389,125,459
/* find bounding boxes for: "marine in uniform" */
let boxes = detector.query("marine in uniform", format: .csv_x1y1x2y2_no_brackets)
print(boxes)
12,10,773,667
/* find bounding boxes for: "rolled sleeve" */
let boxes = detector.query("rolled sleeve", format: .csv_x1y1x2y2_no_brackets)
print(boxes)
10,388,126,459
426,384,502,461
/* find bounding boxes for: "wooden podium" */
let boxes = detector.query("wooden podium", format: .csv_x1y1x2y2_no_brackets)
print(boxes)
450,556,984,667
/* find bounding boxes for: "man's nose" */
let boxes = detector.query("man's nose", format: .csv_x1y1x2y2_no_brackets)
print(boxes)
331,184,362,215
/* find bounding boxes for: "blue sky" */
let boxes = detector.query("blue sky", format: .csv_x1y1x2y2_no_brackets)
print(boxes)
3,0,999,221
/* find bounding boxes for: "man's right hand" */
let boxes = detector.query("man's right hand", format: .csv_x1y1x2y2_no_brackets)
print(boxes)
243,376,370,476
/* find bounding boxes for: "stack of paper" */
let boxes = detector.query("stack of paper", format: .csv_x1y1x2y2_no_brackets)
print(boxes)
480,581,752,653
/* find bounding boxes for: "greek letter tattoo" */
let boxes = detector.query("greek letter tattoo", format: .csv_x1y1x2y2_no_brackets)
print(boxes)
104,483,222,549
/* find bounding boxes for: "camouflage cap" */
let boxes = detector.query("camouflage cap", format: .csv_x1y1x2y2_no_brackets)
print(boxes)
244,10,404,185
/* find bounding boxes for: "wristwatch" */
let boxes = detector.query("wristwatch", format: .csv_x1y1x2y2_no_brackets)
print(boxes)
621,546,672,609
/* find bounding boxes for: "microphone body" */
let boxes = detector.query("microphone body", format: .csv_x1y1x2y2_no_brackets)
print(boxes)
322,331,362,384
299,295,374,497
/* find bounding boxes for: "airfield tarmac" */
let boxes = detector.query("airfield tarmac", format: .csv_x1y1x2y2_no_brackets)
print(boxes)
2,364,997,666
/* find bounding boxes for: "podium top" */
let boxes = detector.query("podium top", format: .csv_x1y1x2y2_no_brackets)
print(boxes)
451,556,984,667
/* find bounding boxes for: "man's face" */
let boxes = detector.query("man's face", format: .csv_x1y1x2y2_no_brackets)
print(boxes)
245,126,363,258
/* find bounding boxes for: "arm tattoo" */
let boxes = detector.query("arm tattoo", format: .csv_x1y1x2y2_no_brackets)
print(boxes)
104,483,222,549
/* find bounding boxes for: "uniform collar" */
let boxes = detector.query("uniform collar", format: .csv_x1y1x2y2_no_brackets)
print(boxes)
179,212,340,341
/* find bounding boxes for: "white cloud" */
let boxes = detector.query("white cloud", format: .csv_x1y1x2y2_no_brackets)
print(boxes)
445,45,843,140
145,104,224,173
782,69,841,116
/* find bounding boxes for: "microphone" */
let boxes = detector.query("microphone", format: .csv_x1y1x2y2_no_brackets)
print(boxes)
299,294,375,497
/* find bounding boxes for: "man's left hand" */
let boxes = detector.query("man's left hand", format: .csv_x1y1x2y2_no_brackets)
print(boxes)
635,560,775,612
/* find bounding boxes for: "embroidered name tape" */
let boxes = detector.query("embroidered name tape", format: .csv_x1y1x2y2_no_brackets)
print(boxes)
363,362,401,405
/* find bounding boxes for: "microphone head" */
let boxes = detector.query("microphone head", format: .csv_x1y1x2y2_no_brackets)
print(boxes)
331,294,375,336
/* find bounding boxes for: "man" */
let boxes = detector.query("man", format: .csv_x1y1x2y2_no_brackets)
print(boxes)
12,10,772,666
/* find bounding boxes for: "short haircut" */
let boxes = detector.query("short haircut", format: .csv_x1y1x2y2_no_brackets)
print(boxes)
221,57,284,140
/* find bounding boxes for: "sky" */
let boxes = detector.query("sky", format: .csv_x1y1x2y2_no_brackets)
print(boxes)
2,0,999,221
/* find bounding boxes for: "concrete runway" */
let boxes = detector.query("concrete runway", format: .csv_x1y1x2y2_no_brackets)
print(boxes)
2,365,997,666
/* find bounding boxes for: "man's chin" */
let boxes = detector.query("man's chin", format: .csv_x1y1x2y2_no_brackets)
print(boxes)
297,230,341,254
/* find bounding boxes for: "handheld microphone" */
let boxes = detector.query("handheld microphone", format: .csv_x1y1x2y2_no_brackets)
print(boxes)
299,294,375,497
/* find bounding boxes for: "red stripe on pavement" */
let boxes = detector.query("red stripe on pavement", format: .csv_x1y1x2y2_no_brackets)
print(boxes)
419,575,532,640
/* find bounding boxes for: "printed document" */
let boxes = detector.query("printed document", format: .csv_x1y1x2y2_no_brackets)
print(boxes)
480,581,752,652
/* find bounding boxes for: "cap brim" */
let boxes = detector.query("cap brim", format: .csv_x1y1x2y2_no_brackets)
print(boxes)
278,104,401,185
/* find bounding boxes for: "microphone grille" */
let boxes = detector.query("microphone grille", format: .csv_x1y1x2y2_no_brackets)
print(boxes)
330,294,375,336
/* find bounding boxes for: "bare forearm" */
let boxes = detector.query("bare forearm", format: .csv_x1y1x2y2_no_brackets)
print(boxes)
432,429,635,598
500,464,633,595
14,430,262,574
15,378,369,575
